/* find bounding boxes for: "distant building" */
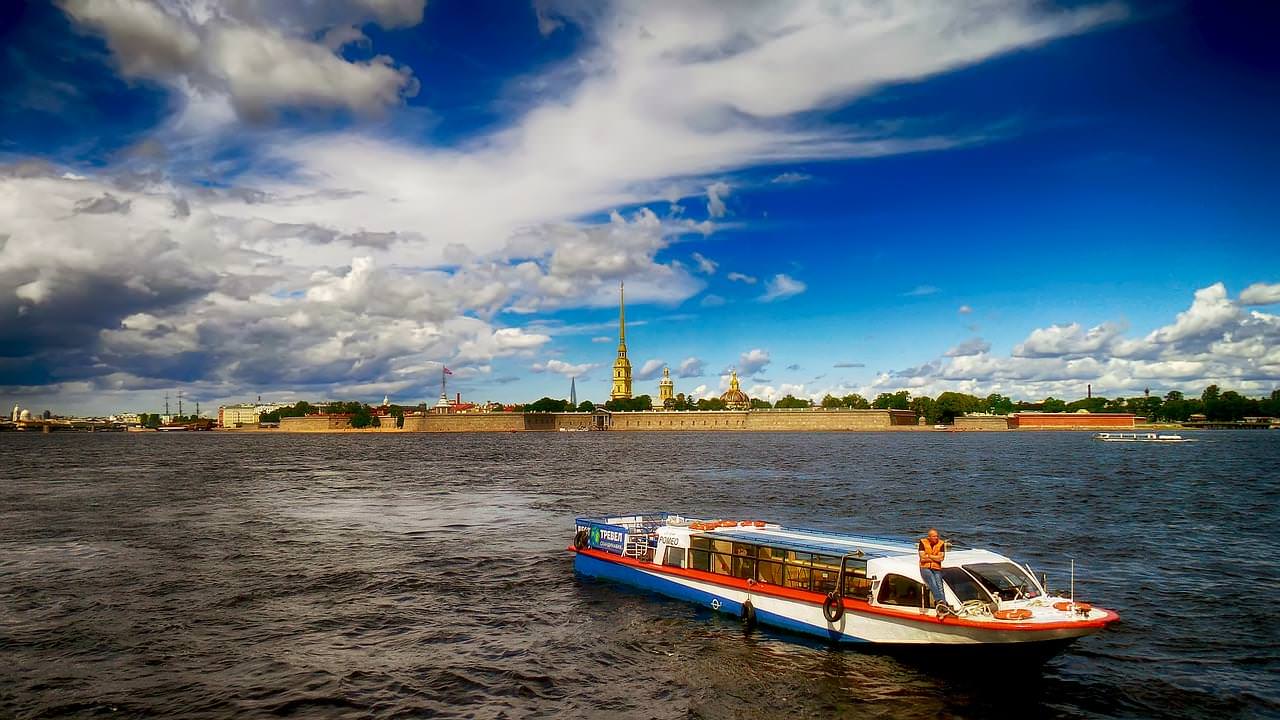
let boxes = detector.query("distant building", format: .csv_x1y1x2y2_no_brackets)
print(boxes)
610,281,633,401
720,370,751,410
218,404,260,428
659,367,674,406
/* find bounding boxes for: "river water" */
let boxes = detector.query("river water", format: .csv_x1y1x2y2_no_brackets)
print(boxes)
1,431,1277,719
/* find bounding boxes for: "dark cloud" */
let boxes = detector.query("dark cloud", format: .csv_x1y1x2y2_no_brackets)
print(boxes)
73,193,132,214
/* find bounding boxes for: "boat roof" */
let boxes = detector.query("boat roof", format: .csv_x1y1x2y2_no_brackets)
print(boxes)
701,525,934,559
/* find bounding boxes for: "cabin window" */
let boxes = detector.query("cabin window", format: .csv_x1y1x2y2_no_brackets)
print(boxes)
663,546,686,568
843,562,871,599
941,567,989,603
733,543,757,558
811,555,842,595
733,556,756,580
758,546,785,562
783,564,811,591
877,574,929,607
690,549,711,572
757,560,783,585
690,537,710,551
964,562,1041,600
712,539,733,555
711,551,733,575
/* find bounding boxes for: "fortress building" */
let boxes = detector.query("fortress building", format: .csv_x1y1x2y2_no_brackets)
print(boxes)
610,281,633,400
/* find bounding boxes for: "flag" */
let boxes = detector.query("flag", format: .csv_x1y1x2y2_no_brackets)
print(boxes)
443,367,453,375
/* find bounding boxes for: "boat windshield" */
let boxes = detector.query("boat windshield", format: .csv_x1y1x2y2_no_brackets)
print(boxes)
963,562,1041,601
940,567,992,603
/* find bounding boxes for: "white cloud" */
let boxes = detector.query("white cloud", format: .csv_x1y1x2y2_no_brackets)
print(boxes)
1013,322,1123,358
691,252,718,274
677,356,705,378
736,348,772,375
531,359,595,376
833,361,865,368
945,337,991,357
699,294,726,307
760,273,806,302
706,181,730,218
903,284,940,296
58,0,421,122
635,358,666,380
1240,282,1280,306
958,304,973,314
869,283,1280,399
726,272,757,284
590,336,611,343
770,172,811,184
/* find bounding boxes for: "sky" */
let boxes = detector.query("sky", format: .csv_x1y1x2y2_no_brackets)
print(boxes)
1,0,1278,416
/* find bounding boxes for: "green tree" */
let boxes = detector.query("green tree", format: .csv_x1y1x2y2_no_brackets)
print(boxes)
820,394,842,409
775,395,811,409
840,393,870,409
1042,397,1068,413
935,392,981,423
145,413,161,429
695,397,728,411
911,395,938,424
872,390,910,410
527,396,571,412
750,398,773,409
350,406,374,428
983,393,1014,415
577,400,595,412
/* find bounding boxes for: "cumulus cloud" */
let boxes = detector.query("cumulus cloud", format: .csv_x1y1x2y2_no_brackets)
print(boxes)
691,252,718,275
1240,282,1280,306
760,273,806,302
726,272,757,284
58,0,421,122
945,337,992,357
635,358,666,381
700,294,726,307
531,359,595,376
736,348,771,375
958,304,973,314
677,356,705,378
868,283,1280,400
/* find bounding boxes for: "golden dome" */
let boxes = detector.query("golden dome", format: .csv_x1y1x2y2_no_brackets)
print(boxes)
720,370,751,410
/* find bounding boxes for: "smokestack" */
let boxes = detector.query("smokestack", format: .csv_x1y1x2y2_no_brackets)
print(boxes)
1087,384,1092,399
456,393,460,404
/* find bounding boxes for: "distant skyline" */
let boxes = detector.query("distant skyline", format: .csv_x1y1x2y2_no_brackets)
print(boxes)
1,0,1278,416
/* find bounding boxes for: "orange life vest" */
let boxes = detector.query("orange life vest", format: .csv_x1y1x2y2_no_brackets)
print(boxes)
919,537,945,570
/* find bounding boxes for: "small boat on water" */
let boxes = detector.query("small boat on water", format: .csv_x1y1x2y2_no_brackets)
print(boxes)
1093,432,1193,443
571,514,1117,650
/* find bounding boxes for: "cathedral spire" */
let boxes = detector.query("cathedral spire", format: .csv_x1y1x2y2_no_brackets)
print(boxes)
610,280,633,400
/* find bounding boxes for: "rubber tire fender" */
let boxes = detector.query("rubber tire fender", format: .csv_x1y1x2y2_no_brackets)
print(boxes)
822,593,844,623
573,529,588,550
740,600,757,628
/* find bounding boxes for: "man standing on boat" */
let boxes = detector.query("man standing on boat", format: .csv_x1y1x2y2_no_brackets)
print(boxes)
919,529,954,615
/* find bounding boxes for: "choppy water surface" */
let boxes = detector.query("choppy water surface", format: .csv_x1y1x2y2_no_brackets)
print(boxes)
2,431,1277,719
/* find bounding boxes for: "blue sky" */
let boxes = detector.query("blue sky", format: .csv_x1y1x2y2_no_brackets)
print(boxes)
1,0,1277,415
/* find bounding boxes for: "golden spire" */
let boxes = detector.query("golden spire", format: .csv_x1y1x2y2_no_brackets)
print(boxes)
730,369,740,391
610,280,633,400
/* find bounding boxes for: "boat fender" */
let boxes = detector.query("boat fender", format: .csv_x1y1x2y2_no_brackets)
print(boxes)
993,609,1033,620
573,529,588,550
1053,601,1092,612
822,593,844,623
740,600,757,628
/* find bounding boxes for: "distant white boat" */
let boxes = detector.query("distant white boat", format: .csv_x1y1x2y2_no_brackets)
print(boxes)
1093,432,1193,443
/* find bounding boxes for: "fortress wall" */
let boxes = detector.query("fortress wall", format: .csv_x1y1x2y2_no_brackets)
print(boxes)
609,411,748,431
403,413,527,432
280,414,353,432
743,409,911,431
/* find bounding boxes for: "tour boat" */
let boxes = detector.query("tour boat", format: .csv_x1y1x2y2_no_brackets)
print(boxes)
571,514,1118,649
1093,432,1193,443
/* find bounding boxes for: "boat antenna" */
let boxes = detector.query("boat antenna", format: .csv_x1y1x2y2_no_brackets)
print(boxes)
1070,558,1075,611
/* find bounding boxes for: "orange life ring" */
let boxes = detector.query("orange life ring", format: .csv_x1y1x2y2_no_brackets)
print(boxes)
1054,601,1091,612
753,521,766,527
739,520,752,527
993,609,1033,621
